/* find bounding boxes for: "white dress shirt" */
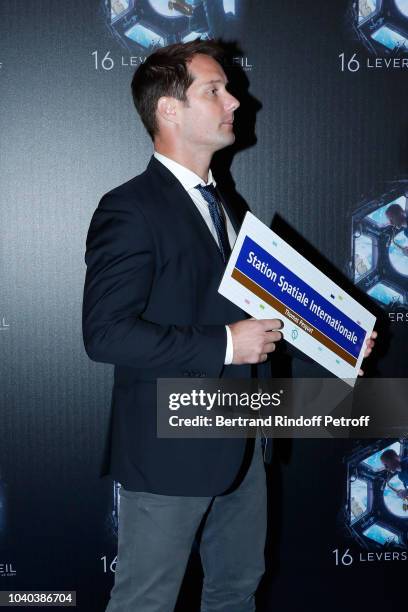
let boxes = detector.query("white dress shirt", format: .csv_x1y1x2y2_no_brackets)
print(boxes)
153,151,235,365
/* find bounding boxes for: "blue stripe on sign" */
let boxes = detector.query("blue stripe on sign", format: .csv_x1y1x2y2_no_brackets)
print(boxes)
235,236,366,359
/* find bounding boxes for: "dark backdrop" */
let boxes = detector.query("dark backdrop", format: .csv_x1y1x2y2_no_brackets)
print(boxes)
1,1,407,610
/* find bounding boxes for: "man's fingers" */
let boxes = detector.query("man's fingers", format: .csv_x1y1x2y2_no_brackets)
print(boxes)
266,330,283,343
364,331,377,346
263,342,276,354
262,330,284,354
229,317,285,365
362,330,377,360
260,319,284,331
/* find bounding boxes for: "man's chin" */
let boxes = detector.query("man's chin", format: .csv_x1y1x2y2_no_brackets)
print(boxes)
215,132,236,150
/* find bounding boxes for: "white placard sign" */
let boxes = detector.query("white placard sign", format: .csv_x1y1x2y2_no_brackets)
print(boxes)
219,212,376,385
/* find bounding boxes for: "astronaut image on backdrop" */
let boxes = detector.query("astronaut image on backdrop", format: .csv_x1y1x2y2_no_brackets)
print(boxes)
381,448,408,500
386,202,408,255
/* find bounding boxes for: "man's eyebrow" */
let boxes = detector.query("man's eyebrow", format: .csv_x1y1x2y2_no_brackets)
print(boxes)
199,78,228,86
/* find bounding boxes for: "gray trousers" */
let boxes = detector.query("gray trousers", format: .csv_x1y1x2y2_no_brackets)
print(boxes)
105,437,267,612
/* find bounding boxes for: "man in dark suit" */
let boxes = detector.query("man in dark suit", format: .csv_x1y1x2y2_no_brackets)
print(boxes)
83,39,283,611
83,37,378,611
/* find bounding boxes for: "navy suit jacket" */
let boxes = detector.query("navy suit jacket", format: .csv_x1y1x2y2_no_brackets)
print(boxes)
82,155,271,495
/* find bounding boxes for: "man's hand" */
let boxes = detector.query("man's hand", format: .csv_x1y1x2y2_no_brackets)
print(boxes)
229,318,284,365
358,330,378,376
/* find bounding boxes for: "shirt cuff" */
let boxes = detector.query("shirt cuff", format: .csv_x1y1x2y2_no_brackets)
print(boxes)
224,325,233,365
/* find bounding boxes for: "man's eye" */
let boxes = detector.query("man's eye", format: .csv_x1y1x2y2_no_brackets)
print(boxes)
209,88,218,95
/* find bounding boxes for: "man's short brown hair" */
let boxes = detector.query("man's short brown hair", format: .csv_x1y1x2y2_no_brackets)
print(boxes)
131,39,225,140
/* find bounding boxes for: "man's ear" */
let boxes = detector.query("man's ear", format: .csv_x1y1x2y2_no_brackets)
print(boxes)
157,96,179,126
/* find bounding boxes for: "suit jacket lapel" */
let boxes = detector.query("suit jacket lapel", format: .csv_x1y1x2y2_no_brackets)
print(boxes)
145,156,227,265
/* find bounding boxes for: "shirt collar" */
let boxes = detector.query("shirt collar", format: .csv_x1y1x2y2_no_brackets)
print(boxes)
153,151,216,190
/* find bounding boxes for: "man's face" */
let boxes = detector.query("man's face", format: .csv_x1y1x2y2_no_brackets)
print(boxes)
176,53,240,153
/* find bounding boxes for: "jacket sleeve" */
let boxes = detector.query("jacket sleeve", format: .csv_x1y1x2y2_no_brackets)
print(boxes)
82,192,226,374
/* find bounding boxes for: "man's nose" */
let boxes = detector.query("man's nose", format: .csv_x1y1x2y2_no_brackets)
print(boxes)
225,92,240,112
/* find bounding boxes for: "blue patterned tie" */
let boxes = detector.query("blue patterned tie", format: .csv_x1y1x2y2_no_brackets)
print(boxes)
195,184,232,263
